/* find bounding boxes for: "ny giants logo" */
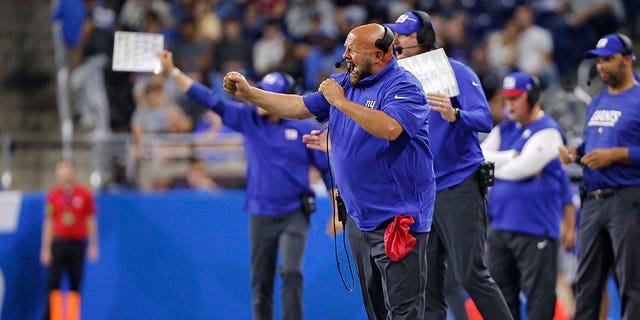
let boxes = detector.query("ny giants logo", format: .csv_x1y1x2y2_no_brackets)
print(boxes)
588,110,622,127
365,100,376,109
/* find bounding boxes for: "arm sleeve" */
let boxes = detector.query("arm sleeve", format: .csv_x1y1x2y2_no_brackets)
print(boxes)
481,126,518,166
186,82,253,132
452,63,493,133
494,128,564,180
303,92,331,122
628,146,640,164
186,82,224,114
302,73,348,122
380,82,429,139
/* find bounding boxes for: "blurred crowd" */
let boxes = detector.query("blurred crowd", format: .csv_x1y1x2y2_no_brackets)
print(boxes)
52,0,639,189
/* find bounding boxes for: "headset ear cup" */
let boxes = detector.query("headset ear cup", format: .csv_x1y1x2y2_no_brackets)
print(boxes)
411,11,435,49
615,33,633,55
527,76,541,107
375,25,394,53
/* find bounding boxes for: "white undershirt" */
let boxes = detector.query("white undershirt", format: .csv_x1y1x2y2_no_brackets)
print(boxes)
481,127,563,180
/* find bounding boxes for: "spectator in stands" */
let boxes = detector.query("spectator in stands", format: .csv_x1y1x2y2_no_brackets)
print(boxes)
160,51,333,320
172,15,212,76
52,0,86,70
481,72,576,320
274,40,308,85
512,6,558,89
440,10,471,63
118,0,173,31
253,20,286,77
130,80,192,159
102,155,137,191
302,29,343,90
214,17,252,75
193,0,222,45
559,33,640,320
69,0,114,139
284,0,336,41
335,5,367,40
485,18,519,79
169,157,218,190
40,160,99,320
549,0,626,77
170,14,215,125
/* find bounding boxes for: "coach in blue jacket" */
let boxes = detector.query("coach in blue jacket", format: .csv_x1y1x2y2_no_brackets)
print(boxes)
219,23,435,320
386,10,512,320
560,33,640,320
160,52,333,320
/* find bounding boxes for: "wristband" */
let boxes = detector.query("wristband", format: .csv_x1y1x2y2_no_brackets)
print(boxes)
170,67,181,79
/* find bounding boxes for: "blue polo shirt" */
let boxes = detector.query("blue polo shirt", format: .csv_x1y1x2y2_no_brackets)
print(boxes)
430,59,492,191
579,84,640,191
488,115,565,239
187,83,332,216
302,58,435,232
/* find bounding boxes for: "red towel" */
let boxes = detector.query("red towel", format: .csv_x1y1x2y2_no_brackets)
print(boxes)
384,215,416,261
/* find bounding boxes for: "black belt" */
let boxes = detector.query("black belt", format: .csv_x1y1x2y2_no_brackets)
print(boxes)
586,188,617,200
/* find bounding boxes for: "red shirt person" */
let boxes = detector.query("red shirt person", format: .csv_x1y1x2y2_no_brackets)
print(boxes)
40,160,99,320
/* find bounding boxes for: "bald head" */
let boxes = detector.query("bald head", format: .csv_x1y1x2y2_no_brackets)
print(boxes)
343,24,394,85
349,24,393,54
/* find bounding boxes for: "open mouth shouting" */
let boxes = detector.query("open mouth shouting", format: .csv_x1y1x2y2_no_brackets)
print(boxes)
347,62,357,75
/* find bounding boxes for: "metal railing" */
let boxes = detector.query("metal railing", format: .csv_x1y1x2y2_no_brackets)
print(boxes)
0,132,246,190
136,132,246,190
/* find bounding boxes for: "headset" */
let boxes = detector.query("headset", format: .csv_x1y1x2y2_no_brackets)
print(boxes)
412,10,437,50
614,33,634,56
527,75,541,107
375,25,395,53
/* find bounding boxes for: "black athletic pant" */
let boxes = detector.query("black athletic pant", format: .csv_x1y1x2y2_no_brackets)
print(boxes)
426,173,512,320
249,210,308,320
346,215,429,320
574,186,640,320
487,229,558,320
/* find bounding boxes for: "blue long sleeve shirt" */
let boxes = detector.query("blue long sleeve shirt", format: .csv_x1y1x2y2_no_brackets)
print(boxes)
429,59,493,191
187,83,332,216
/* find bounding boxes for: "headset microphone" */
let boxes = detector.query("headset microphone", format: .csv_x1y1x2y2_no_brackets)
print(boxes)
394,44,426,56
335,58,346,69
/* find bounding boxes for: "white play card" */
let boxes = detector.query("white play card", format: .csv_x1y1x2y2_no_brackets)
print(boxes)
112,31,164,73
397,48,460,97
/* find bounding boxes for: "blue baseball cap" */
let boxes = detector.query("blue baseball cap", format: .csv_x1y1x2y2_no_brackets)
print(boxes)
257,72,292,94
500,72,534,97
385,12,422,35
584,34,636,60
